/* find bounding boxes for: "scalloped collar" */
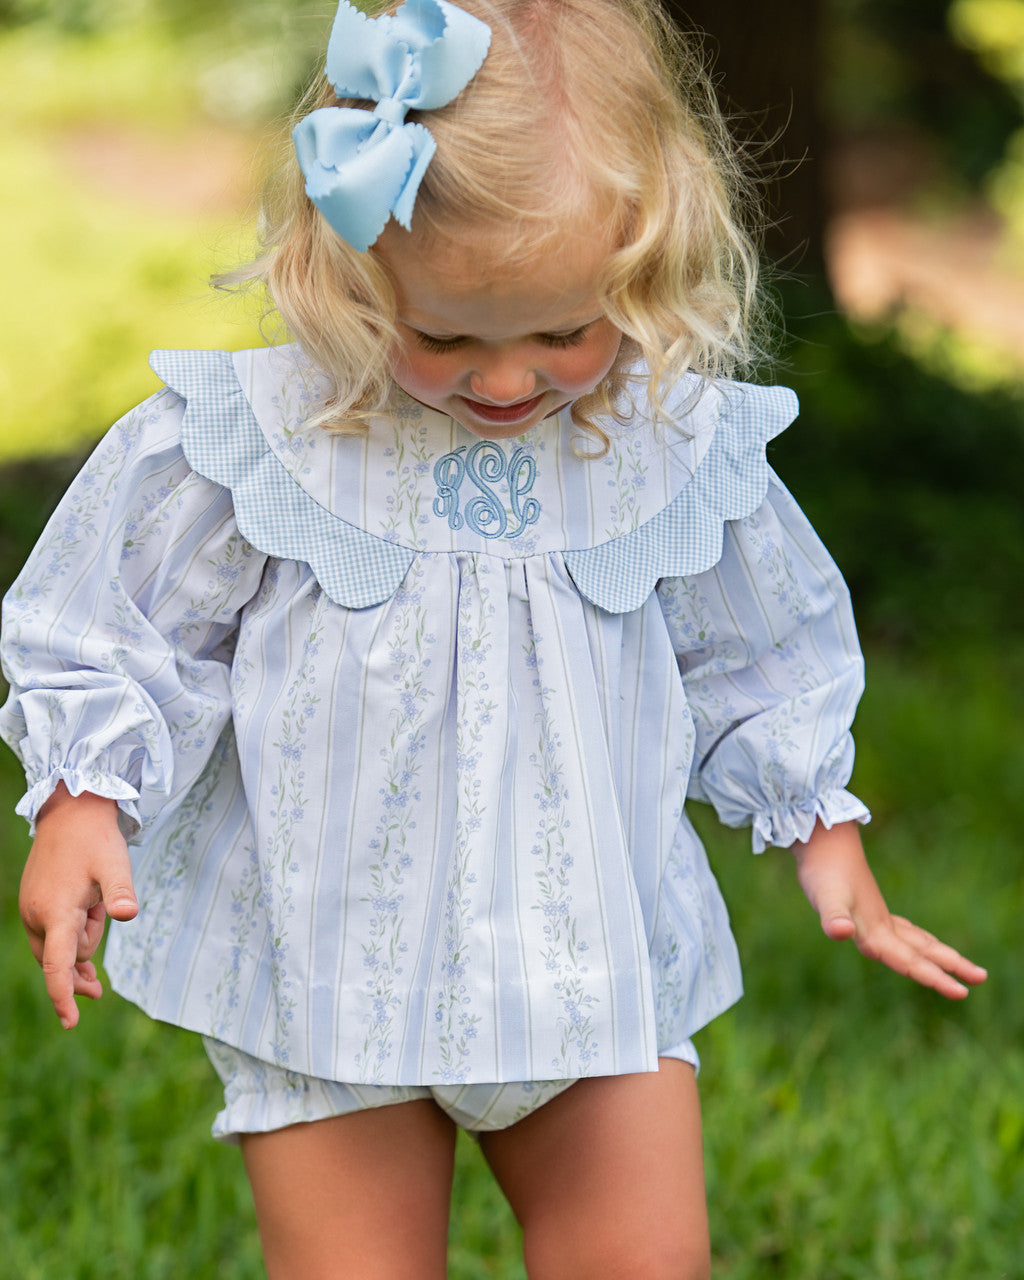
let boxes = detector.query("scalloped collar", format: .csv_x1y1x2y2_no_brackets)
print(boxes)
229,345,724,556
151,345,798,610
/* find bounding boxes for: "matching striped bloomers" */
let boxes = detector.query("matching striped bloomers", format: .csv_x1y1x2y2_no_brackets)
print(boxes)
0,344,868,1132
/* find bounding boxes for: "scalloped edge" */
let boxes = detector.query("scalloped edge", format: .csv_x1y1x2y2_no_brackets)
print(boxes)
150,349,415,609
563,382,798,613
150,350,798,616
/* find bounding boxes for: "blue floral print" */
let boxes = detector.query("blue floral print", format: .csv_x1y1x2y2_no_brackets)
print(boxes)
0,345,869,1087
357,558,437,1080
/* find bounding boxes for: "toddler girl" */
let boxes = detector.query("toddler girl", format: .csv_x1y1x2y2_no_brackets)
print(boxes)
2,1,986,1276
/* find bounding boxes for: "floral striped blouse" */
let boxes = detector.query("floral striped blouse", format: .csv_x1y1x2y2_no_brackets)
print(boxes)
0,345,869,1086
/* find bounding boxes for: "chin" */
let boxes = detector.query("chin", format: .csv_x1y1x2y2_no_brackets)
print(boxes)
460,419,540,441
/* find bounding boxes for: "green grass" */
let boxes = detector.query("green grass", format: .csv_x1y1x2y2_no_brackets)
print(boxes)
2,644,1020,1278
693,647,1024,1278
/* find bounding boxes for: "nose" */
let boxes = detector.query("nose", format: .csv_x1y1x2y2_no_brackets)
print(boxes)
468,350,537,404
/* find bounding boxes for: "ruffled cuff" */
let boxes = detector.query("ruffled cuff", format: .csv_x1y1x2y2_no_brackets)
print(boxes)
749,789,871,854
16,768,143,839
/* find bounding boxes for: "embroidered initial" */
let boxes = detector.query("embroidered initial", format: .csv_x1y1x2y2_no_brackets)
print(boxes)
433,441,541,538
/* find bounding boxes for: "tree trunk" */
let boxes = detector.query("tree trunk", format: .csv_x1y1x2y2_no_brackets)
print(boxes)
663,0,830,277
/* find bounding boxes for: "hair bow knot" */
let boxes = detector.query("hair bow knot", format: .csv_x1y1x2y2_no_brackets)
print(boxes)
293,0,491,252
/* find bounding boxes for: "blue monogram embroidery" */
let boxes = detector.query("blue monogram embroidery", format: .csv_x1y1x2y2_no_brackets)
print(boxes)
432,442,541,538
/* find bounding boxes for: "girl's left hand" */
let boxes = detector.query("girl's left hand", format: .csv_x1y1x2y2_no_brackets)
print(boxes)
791,820,988,1000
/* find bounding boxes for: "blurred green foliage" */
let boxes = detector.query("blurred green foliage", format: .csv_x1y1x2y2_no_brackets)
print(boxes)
829,0,1023,187
2,0,1022,470
0,0,331,116
771,286,1024,653
953,0,1024,260
3,0,1022,170
4,0,1021,179
0,27,268,462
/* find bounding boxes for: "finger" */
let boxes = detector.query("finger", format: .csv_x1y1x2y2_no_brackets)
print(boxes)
862,933,967,998
858,921,984,1000
890,917,988,987
23,922,45,968
901,954,973,1000
72,959,104,1002
39,919,87,1029
78,902,109,963
948,957,988,986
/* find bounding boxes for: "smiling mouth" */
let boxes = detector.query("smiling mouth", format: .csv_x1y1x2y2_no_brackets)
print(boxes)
459,394,545,425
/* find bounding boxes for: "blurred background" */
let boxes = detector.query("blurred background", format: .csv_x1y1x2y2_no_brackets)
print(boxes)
0,1,1022,1277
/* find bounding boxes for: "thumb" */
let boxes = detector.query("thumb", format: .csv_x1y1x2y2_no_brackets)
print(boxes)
803,878,857,941
104,889,139,922
820,911,856,942
97,844,139,922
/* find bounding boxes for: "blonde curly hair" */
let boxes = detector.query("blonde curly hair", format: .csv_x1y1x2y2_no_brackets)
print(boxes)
225,0,767,450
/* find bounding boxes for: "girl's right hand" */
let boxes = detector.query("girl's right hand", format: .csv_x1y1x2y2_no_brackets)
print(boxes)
19,783,138,1029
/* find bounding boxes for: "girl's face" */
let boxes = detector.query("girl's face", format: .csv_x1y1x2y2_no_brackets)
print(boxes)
375,224,623,440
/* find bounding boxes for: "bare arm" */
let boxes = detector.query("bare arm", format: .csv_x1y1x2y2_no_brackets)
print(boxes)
19,782,138,1028
792,820,987,1000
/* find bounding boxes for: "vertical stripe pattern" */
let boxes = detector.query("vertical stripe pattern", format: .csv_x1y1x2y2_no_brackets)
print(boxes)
0,348,867,1086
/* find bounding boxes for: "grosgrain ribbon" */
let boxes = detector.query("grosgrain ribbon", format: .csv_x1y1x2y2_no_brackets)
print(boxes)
293,0,492,251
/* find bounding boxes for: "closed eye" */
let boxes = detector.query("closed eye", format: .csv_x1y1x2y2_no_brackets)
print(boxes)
538,325,592,348
413,332,467,354
411,323,594,354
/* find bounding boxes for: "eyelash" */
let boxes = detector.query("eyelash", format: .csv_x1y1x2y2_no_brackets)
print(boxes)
414,334,467,354
542,327,591,349
413,326,591,355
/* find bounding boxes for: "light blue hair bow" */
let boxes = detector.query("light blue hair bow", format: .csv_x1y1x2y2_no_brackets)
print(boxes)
293,0,491,252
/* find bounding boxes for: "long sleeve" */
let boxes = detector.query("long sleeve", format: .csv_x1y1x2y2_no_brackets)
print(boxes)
0,387,268,835
658,473,870,852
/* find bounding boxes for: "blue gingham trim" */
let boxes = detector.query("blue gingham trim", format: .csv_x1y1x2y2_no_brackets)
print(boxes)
564,382,798,613
150,351,796,614
149,349,415,608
